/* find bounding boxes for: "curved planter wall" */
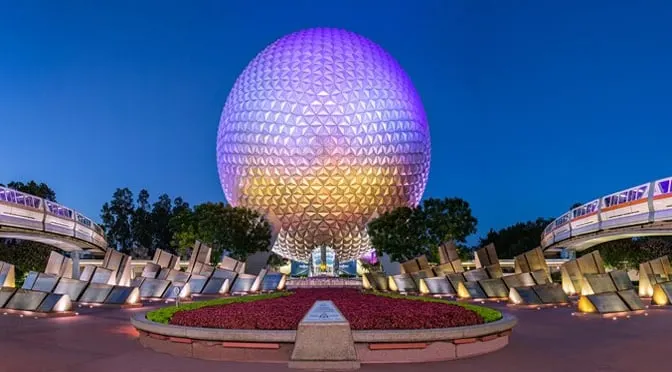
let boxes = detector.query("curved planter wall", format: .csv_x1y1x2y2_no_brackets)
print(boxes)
131,312,517,364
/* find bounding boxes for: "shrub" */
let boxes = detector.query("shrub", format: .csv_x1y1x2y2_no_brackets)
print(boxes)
369,291,502,323
167,288,499,330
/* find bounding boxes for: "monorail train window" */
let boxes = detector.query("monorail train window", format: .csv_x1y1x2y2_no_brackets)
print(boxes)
77,214,92,226
556,214,569,225
15,193,26,206
659,180,670,194
47,202,73,219
4,191,16,203
638,186,647,197
604,197,611,208
618,193,628,204
18,194,38,208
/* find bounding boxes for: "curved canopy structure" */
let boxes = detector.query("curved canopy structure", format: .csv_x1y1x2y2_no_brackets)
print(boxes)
0,185,107,253
542,176,672,252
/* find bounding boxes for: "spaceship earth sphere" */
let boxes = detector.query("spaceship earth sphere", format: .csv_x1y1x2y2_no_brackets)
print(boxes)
216,28,431,263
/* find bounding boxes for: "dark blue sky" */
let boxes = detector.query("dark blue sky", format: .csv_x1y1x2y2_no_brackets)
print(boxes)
2,1,671,243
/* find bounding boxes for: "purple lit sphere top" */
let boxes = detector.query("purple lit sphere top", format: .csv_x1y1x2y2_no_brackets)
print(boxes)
217,28,431,262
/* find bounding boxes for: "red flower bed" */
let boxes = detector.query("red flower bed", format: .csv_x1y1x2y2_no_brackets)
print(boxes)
170,289,485,330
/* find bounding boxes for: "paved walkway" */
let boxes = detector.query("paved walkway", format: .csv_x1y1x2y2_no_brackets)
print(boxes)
0,303,669,372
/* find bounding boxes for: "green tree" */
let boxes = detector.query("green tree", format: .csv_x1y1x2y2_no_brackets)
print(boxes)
584,237,672,270
102,187,192,257
170,202,272,264
455,242,473,261
584,239,639,270
100,188,135,254
151,194,173,252
422,198,478,245
192,202,229,261
570,202,583,210
367,206,430,262
478,217,554,258
0,240,54,284
130,189,153,258
5,180,57,201
225,206,273,262
639,237,672,261
421,197,478,261
367,197,478,263
169,197,193,256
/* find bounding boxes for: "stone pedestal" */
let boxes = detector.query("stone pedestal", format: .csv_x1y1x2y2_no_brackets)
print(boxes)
289,300,359,370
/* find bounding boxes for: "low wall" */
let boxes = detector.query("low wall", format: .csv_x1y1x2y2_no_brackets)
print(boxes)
131,312,516,363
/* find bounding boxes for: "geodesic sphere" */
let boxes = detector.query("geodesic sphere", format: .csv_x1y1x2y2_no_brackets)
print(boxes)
216,28,430,263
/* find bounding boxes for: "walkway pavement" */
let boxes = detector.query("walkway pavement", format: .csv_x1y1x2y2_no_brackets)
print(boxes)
0,302,669,372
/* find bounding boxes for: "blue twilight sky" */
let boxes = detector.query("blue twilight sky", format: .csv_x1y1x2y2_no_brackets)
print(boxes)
1,1,672,244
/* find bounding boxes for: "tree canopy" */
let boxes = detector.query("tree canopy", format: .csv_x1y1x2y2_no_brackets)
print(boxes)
2,181,57,201
100,188,197,257
368,206,429,262
422,197,478,245
175,202,273,263
101,188,135,254
478,217,553,258
583,237,672,270
367,197,478,262
99,189,272,262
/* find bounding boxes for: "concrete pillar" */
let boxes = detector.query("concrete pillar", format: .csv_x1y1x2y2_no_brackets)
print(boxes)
71,251,81,280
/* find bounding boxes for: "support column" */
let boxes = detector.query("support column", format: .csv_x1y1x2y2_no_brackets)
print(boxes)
71,250,82,280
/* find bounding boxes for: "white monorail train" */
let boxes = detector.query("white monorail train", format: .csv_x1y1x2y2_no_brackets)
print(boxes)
0,185,106,248
541,176,672,248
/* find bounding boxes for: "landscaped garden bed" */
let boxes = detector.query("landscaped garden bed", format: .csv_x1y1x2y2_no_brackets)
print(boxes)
135,289,515,363
147,288,501,330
